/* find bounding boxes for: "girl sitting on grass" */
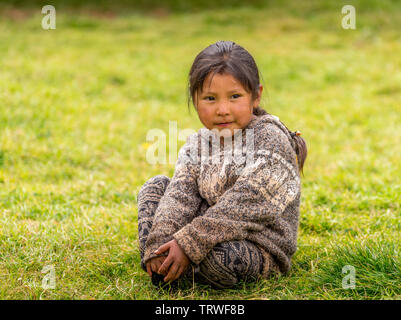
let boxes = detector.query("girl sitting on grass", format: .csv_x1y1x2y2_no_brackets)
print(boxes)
137,40,307,289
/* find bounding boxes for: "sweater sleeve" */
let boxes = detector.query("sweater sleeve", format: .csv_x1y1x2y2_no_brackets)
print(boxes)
173,123,301,265
143,134,203,264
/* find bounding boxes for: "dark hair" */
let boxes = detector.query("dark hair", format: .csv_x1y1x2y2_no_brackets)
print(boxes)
187,40,307,175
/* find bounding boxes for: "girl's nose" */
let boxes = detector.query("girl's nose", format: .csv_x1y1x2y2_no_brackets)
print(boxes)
216,102,230,116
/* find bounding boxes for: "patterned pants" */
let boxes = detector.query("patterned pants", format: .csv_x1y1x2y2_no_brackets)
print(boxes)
137,175,264,289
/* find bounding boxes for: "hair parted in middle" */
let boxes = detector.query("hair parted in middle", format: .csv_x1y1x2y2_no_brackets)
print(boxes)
187,40,265,115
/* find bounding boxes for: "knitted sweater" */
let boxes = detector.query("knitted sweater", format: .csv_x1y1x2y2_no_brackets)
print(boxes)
143,113,301,276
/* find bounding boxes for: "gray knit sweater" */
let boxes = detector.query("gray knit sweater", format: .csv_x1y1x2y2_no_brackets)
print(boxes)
143,113,301,276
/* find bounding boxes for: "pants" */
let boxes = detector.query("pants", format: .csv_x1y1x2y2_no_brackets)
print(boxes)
137,175,264,289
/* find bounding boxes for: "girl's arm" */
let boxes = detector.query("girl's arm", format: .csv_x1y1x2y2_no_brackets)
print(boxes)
173,122,301,267
142,135,203,265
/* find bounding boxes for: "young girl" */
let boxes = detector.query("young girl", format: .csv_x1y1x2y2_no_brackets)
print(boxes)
137,40,307,289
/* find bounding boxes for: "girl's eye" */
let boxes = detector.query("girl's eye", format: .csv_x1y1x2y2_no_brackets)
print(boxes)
204,96,215,101
231,94,241,99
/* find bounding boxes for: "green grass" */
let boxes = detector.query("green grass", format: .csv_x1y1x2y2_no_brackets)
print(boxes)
312,239,401,299
1,0,401,299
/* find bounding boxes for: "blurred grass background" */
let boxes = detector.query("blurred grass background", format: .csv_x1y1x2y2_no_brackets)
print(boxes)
0,0,400,299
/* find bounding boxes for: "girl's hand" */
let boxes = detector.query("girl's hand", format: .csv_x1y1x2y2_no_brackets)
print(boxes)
145,256,166,277
155,239,190,283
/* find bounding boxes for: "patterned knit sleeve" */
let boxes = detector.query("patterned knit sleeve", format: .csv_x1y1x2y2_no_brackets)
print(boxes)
143,133,203,264
173,122,301,265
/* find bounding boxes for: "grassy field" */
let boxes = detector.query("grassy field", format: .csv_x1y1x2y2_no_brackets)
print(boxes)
0,0,400,299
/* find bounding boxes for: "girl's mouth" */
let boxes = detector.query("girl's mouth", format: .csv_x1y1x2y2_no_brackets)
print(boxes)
216,122,232,127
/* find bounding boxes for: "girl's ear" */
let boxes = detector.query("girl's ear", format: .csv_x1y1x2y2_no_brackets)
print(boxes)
253,84,263,108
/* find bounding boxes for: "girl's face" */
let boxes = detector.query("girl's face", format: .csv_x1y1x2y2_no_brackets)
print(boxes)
194,72,263,139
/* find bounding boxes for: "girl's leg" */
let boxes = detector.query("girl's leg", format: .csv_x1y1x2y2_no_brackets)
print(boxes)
138,177,266,288
195,240,265,289
137,175,171,271
137,174,210,280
